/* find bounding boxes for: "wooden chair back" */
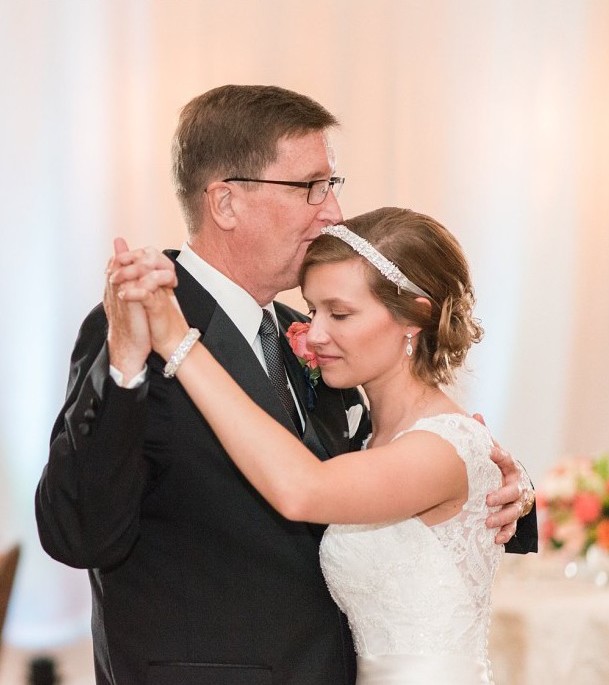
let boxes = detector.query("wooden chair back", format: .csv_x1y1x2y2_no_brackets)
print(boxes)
0,544,20,640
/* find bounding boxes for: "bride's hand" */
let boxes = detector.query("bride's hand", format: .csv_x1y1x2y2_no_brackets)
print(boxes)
109,245,178,293
109,245,190,360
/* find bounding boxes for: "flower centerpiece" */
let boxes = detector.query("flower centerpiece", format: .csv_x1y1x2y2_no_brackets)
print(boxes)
286,322,320,410
539,452,609,558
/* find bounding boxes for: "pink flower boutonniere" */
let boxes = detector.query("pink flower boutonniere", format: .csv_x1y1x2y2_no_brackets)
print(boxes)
286,322,320,409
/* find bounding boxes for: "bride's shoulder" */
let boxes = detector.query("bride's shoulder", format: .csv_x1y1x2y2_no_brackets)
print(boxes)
398,413,493,458
413,412,488,433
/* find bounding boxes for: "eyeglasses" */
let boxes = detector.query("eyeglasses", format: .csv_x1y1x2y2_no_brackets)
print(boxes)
222,176,345,205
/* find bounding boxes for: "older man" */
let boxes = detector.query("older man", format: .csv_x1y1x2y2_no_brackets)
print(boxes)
36,85,536,685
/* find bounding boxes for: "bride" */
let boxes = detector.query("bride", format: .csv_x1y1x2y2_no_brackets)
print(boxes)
112,207,504,684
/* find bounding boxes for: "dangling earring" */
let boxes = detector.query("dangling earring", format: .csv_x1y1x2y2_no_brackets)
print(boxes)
405,333,413,357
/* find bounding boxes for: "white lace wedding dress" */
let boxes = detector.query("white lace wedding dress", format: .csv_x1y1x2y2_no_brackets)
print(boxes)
320,414,504,684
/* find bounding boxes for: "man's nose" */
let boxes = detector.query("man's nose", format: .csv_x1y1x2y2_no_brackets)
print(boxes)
317,187,342,225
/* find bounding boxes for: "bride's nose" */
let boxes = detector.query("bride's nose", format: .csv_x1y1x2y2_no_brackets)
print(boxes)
306,316,330,347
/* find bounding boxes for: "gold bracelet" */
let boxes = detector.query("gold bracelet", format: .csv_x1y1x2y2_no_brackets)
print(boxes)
517,461,535,517
520,487,535,517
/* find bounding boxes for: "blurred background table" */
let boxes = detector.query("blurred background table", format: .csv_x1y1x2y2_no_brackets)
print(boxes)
489,553,609,685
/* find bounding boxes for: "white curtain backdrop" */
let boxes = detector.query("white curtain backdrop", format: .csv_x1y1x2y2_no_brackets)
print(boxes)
1,0,607,647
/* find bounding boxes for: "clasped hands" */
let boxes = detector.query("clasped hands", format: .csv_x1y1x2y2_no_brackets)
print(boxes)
104,239,532,545
104,238,189,384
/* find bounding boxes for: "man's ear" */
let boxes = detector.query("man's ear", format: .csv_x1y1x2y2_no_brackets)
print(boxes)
205,182,237,231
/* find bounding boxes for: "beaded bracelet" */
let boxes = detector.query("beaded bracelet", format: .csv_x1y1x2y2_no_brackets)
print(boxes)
162,328,201,378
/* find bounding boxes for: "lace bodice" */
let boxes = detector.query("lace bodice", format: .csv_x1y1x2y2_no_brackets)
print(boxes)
319,414,503,668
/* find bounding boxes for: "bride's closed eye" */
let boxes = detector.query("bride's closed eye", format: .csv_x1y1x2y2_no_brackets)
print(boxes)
307,308,351,321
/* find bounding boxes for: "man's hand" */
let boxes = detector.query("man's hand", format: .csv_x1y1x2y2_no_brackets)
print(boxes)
473,413,534,545
485,445,521,544
104,238,152,385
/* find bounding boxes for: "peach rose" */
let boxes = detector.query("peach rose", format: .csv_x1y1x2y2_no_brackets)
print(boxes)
573,492,602,524
286,322,318,368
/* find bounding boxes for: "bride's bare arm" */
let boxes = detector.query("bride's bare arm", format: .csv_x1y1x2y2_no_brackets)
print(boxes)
111,249,467,526
165,320,466,524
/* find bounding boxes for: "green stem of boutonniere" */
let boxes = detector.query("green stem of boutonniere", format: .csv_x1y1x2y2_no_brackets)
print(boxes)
302,363,320,410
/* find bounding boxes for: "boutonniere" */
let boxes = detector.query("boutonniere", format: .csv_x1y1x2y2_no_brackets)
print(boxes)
286,322,320,410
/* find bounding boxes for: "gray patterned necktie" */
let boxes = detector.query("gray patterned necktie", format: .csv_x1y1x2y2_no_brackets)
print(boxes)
258,310,301,433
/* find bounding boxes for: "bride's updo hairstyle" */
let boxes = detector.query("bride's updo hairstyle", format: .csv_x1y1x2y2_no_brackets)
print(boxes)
300,207,483,386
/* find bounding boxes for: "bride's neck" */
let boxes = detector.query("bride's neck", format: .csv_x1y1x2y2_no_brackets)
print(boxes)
364,373,449,447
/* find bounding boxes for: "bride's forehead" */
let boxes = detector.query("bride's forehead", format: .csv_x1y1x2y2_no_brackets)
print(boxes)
303,260,375,301
305,258,369,284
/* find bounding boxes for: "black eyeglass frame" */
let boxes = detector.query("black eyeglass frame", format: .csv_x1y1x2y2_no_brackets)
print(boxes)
222,176,345,205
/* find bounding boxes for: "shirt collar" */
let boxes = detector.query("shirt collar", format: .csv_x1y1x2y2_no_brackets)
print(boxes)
176,243,276,344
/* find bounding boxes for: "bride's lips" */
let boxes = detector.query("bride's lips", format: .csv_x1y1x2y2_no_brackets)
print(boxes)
315,354,341,366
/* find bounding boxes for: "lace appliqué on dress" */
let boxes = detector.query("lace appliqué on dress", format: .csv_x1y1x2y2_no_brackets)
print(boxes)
319,414,503,667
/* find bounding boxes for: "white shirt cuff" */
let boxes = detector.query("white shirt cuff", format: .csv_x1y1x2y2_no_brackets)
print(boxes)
109,364,147,389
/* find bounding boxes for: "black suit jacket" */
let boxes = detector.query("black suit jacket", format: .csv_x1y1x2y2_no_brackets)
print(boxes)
36,256,366,685
36,253,536,685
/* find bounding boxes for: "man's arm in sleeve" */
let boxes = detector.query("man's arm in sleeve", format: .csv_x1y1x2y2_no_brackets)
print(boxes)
35,304,151,569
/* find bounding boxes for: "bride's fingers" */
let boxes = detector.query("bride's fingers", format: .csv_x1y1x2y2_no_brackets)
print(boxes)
110,249,154,271
158,268,178,287
117,271,176,302
117,285,154,303
109,263,145,284
111,260,177,287
113,246,158,265
107,241,167,279
130,269,177,291
111,248,173,278
117,285,170,310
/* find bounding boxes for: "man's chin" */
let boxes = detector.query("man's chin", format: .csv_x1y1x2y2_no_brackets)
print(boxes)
279,272,301,293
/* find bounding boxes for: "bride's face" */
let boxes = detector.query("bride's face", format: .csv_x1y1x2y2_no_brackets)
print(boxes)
302,259,410,389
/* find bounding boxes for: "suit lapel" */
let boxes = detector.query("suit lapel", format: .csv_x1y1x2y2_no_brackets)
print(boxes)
168,250,350,459
205,309,302,436
170,254,300,437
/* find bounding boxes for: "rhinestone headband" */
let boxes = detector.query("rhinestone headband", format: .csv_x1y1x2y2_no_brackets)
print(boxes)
320,224,432,298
